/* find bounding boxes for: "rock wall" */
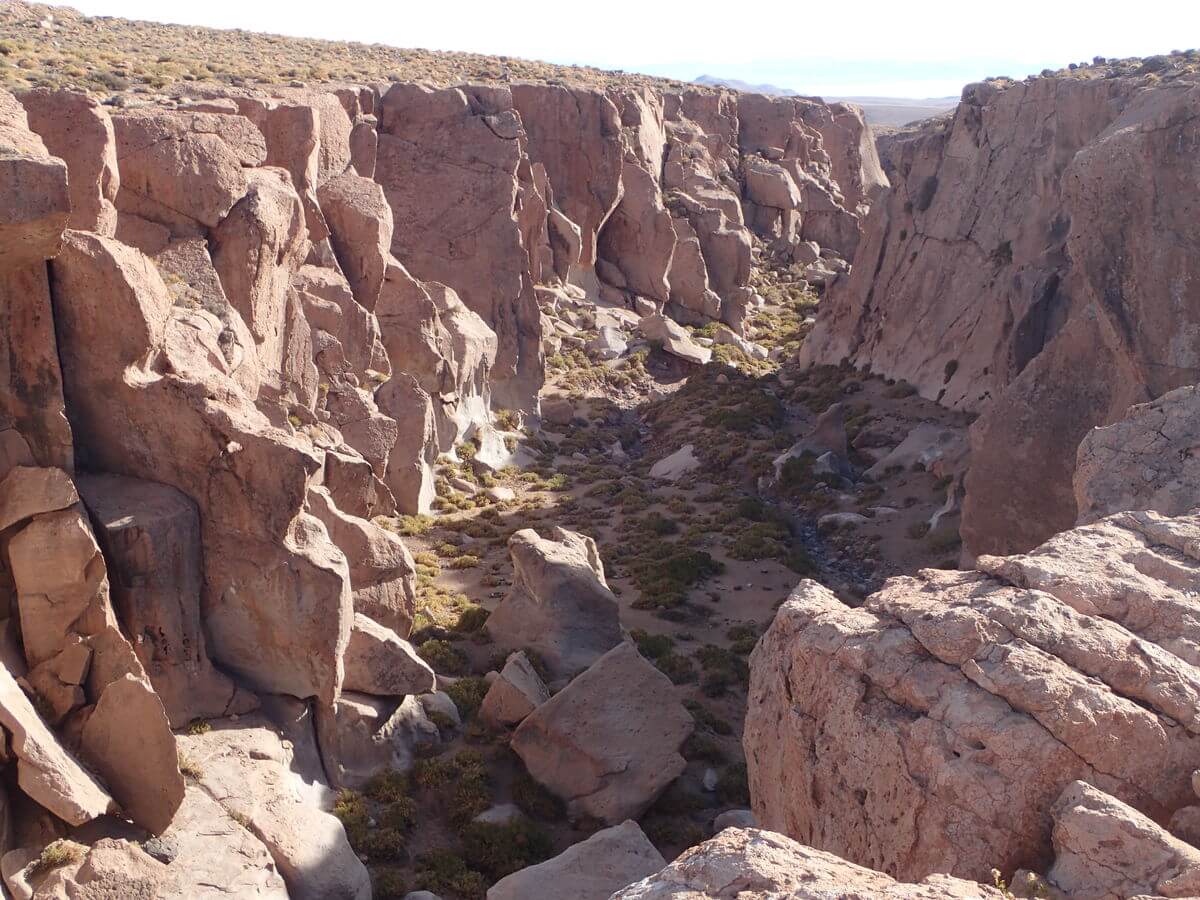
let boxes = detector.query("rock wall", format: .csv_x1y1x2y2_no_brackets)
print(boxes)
0,72,879,894
799,60,1200,559
746,509,1200,884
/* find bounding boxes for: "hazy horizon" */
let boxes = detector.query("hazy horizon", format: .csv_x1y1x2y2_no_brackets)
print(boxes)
65,0,1199,99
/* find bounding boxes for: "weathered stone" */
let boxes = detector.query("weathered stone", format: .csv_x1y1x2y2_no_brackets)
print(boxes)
800,75,1200,559
0,466,76,533
597,161,674,302
512,642,693,824
0,660,113,826
79,673,184,834
76,473,250,728
317,171,392,310
111,109,256,230
638,314,711,365
320,693,442,789
1074,384,1200,524
511,84,623,269
156,785,290,898
177,719,370,899
487,820,663,900
211,166,308,390
610,828,1003,899
20,89,119,235
648,444,700,481
343,613,435,697
377,83,542,410
747,510,1200,883
480,651,550,728
307,486,417,637
51,230,353,707
1047,781,1200,899
487,528,622,679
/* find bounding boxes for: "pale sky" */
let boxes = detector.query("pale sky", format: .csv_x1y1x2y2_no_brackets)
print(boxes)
68,0,1200,97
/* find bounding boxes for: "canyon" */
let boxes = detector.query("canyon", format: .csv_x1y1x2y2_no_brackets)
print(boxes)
1,2,1199,898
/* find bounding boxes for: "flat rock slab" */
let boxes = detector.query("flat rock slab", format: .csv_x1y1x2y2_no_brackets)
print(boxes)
512,641,692,824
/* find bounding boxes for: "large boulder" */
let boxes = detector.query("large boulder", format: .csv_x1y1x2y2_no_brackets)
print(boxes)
377,83,542,410
342,613,435,697
155,784,291,898
211,166,309,391
486,527,623,679
0,660,113,826
50,230,353,707
479,650,550,729
596,160,674,302
177,719,370,900
1047,781,1200,900
3,475,184,833
317,171,392,310
609,828,1003,899
638,314,712,365
0,89,73,475
1074,384,1200,524
511,641,693,824
746,509,1200,883
487,820,663,900
111,108,260,230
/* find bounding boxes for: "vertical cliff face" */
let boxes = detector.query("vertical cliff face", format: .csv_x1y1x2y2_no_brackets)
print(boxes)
800,61,1200,558
0,62,882,890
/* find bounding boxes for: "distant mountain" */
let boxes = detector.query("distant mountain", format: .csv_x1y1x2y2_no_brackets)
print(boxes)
695,74,800,96
694,75,957,127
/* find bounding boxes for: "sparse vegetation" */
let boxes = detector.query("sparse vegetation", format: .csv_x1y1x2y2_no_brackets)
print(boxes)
28,840,86,878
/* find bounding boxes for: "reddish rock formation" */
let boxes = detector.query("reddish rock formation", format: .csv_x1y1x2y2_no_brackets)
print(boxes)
746,509,1200,884
1074,383,1200,524
610,828,1004,899
377,83,543,411
800,66,1200,558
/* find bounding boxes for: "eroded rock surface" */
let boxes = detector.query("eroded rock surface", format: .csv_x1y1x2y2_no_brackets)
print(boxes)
486,527,623,679
609,828,1003,899
747,510,1200,883
800,67,1200,558
512,641,693,824
488,820,664,900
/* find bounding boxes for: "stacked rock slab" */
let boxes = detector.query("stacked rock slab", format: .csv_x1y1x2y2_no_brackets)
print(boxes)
746,509,1200,883
799,64,1200,560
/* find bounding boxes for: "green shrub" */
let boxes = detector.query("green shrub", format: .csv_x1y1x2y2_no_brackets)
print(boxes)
445,676,490,721
363,769,410,804
630,628,674,659
455,606,490,633
717,763,751,806
460,820,555,879
512,771,566,821
414,850,487,900
653,652,697,684
684,699,734,735
417,639,469,675
371,869,409,899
